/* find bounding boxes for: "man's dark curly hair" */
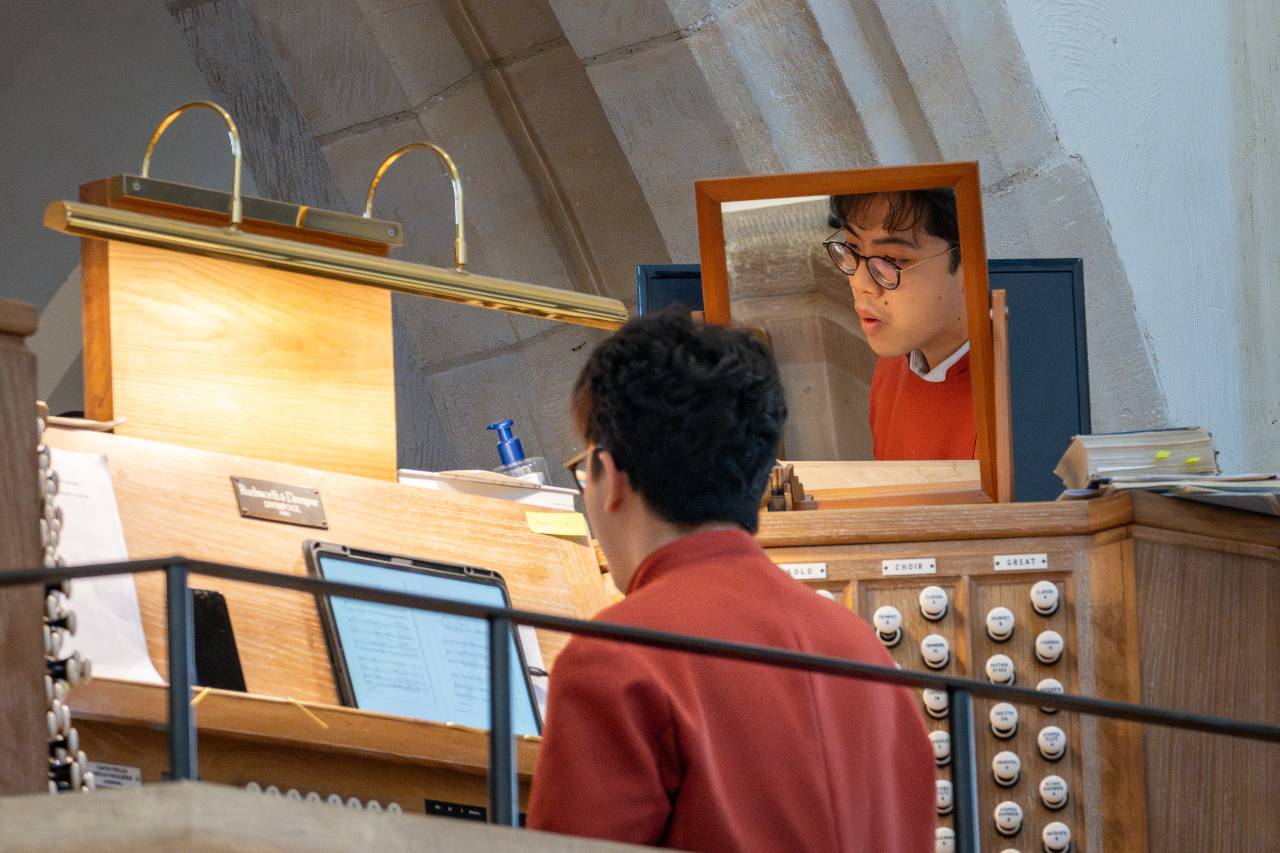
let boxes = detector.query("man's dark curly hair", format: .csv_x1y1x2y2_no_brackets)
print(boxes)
829,189,961,273
571,311,787,533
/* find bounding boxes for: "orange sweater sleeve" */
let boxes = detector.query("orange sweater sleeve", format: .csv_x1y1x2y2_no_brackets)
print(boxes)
526,638,680,844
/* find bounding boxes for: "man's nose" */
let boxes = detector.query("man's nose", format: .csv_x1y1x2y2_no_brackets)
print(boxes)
850,267,882,297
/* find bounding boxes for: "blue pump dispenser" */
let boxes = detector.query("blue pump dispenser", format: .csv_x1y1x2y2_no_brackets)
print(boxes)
485,419,550,485
486,419,525,465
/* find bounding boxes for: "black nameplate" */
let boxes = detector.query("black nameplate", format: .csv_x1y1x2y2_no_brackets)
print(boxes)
425,800,487,822
231,476,327,529
423,800,527,826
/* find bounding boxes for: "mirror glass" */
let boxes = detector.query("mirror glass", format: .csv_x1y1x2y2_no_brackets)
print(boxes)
719,186,975,465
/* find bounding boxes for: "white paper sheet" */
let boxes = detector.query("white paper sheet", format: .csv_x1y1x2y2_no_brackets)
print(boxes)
50,447,164,684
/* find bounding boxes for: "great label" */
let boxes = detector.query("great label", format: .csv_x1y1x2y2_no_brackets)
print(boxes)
993,553,1049,571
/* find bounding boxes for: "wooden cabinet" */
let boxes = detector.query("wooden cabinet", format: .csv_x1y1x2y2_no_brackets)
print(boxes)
753,495,1278,852
0,299,47,795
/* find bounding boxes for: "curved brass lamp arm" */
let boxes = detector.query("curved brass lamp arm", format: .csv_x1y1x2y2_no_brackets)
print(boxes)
141,100,244,229
364,143,466,270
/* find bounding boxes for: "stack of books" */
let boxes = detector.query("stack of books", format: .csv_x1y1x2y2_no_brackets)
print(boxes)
1054,428,1278,515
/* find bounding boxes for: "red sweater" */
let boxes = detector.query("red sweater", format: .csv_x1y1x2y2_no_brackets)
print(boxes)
526,529,935,851
870,353,976,460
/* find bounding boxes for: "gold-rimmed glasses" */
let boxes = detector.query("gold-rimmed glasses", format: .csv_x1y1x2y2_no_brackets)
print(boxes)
822,230,959,290
563,446,603,492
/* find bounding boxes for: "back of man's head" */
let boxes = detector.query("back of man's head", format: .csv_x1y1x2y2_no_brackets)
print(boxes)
571,311,787,534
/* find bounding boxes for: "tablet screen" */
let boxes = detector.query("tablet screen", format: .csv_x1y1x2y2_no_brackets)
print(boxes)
316,551,541,736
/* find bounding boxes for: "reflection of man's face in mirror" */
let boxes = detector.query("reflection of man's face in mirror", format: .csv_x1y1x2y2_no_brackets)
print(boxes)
831,192,967,371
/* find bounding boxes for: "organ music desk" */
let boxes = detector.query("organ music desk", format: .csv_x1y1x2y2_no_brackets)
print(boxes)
41,427,1280,851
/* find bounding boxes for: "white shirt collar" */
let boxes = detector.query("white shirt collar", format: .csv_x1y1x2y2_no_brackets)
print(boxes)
908,340,970,383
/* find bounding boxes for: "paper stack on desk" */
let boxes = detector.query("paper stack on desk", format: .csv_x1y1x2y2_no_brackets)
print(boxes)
1054,427,1219,490
1053,428,1279,515
397,468,578,511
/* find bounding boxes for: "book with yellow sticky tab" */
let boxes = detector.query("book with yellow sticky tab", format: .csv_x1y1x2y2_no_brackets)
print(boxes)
1053,427,1219,490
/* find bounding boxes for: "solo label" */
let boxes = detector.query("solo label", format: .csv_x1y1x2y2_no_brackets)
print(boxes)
993,553,1049,571
883,558,937,576
778,562,828,581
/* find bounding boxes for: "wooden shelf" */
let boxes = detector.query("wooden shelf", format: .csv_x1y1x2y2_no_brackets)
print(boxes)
69,677,540,779
755,491,1279,551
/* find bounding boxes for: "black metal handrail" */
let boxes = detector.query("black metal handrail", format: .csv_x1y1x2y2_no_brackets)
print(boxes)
9,557,1280,851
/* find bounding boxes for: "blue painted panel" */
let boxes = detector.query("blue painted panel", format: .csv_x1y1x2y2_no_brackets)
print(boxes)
635,260,1090,502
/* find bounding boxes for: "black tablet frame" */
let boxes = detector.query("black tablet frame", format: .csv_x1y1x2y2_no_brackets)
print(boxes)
303,539,543,733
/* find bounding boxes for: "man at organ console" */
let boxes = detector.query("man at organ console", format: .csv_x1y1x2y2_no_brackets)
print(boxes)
825,189,976,460
526,312,935,850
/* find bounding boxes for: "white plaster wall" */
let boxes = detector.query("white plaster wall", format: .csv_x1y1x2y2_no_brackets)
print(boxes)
1004,0,1252,469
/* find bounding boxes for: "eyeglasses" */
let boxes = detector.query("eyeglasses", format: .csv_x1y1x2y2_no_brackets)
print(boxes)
822,230,959,290
563,446,603,492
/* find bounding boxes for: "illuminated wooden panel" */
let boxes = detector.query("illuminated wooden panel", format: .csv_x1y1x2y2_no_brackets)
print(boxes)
82,239,396,480
43,428,608,705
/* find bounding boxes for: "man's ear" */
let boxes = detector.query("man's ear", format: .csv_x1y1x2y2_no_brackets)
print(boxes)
597,449,631,513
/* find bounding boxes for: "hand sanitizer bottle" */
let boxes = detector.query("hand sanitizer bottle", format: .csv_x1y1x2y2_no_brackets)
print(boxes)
486,419,550,485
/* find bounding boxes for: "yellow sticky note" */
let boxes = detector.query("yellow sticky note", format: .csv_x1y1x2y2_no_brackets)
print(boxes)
1184,456,1200,465
1154,450,1170,460
525,511,590,538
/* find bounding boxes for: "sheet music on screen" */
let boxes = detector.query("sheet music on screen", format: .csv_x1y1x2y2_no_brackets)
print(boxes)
320,555,541,736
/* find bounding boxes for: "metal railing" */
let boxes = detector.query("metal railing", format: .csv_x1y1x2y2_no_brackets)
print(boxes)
6,557,1279,850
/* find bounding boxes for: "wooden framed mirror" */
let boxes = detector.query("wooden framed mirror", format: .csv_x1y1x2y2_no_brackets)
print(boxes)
695,162,1002,506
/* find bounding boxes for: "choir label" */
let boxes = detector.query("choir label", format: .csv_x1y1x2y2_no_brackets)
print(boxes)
882,558,937,576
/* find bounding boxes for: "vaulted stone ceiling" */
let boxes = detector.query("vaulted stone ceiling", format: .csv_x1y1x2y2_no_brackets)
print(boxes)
165,0,1166,478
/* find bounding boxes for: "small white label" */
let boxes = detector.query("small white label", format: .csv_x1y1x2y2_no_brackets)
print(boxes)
882,557,937,576
778,562,827,580
86,761,142,789
994,553,1049,571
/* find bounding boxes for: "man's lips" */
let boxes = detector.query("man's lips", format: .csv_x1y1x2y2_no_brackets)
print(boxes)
856,309,885,330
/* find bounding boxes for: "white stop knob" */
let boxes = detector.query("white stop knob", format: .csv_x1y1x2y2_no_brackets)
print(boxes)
935,826,956,853
1037,677,1064,713
992,750,1021,786
929,729,952,765
1038,725,1067,760
922,688,949,719
919,585,949,620
990,702,1020,739
816,588,836,602
1031,580,1060,615
1036,630,1065,664
993,800,1024,836
1042,821,1072,851
920,633,950,669
873,605,903,647
986,654,1016,685
935,779,954,815
986,606,1015,641
1040,774,1070,810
